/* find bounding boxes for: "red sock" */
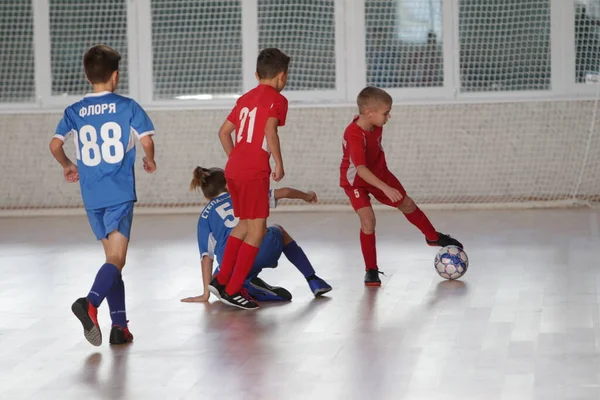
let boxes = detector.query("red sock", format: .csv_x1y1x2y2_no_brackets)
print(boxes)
404,207,439,241
216,236,243,285
225,242,260,295
360,230,378,271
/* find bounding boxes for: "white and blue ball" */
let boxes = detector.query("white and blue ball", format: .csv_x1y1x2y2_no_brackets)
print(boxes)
434,245,468,280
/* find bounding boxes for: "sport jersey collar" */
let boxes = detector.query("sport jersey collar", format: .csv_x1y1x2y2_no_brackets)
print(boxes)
214,192,229,200
257,83,278,93
352,115,378,133
84,91,112,98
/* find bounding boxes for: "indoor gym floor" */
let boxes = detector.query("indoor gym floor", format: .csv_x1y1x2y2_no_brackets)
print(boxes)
1,208,599,400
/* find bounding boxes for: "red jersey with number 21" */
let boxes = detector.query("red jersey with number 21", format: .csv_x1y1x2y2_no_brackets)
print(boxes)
224,84,288,180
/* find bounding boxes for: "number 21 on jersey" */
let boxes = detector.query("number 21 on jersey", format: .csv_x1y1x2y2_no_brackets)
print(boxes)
74,122,124,167
236,107,257,144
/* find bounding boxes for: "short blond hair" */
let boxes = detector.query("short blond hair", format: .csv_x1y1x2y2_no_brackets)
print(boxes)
357,86,393,113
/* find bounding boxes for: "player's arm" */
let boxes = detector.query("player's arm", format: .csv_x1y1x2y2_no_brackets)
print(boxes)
355,166,387,190
50,115,79,183
355,166,402,203
131,101,157,173
181,255,213,302
49,138,79,183
347,132,402,202
139,135,156,173
182,219,215,303
265,117,284,181
273,187,317,203
49,137,73,169
218,120,236,157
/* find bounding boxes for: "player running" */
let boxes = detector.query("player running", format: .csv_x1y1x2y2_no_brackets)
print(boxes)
49,44,156,345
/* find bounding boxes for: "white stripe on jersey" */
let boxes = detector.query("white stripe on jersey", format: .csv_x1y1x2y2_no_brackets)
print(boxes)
53,129,75,142
132,126,155,139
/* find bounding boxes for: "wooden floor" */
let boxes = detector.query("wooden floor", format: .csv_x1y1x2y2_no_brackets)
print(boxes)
1,209,600,400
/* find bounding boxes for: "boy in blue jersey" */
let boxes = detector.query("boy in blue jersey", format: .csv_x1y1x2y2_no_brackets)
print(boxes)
49,45,156,346
180,167,332,304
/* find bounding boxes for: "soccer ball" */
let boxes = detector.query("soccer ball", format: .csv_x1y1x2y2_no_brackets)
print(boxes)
434,246,468,280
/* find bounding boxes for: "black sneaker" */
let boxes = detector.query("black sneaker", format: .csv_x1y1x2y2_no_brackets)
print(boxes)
248,277,293,301
71,297,102,346
109,324,134,345
208,277,226,300
364,269,384,287
426,232,463,249
307,275,332,297
220,288,260,310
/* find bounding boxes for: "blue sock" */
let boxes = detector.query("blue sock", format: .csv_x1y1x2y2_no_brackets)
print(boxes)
283,241,316,279
87,263,120,308
106,276,127,327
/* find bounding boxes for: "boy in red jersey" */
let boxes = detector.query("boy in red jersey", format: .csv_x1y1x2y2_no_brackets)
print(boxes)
209,48,290,309
340,86,463,286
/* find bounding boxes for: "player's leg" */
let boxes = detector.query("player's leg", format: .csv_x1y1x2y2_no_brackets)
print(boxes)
214,219,247,286
244,225,291,301
370,173,463,248
103,202,135,344
277,224,332,297
72,202,131,346
344,187,382,286
223,217,266,295
408,195,463,248
220,178,270,309
213,177,247,290
356,206,383,287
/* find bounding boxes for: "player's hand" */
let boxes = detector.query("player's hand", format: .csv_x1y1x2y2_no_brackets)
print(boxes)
382,185,403,203
272,164,284,182
303,191,318,203
63,163,79,183
181,293,210,302
143,157,156,173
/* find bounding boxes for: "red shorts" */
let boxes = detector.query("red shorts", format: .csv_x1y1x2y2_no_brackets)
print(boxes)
226,177,270,219
343,172,407,211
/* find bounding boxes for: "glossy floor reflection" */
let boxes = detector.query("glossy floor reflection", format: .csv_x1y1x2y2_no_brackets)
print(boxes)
1,209,600,399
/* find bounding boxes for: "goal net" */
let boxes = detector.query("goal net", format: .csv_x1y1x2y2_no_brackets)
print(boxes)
1,0,599,214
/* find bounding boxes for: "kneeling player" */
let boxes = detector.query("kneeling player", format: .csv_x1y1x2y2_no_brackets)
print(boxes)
181,166,332,305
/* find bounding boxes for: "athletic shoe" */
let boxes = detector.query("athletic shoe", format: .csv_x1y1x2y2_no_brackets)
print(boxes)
71,297,102,346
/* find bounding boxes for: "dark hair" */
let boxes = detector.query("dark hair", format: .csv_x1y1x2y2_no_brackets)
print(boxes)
190,167,227,199
83,44,121,84
357,86,393,113
256,48,290,79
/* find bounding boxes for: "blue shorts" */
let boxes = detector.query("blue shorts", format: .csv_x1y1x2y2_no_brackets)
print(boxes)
86,201,134,241
247,226,284,279
213,226,284,278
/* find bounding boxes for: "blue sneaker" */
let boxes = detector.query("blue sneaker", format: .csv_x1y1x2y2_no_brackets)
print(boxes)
308,276,332,297
246,277,292,301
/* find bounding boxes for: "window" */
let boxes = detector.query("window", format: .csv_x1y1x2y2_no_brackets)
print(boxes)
575,0,600,83
258,0,336,91
49,0,129,96
151,0,242,100
459,0,551,92
365,0,443,89
0,0,34,102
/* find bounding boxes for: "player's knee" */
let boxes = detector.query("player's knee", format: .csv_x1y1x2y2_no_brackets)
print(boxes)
360,216,376,234
106,255,126,270
273,224,294,245
271,223,283,232
397,196,416,214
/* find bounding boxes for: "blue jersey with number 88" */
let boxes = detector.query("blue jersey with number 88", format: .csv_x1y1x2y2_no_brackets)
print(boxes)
198,190,277,265
54,91,155,210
